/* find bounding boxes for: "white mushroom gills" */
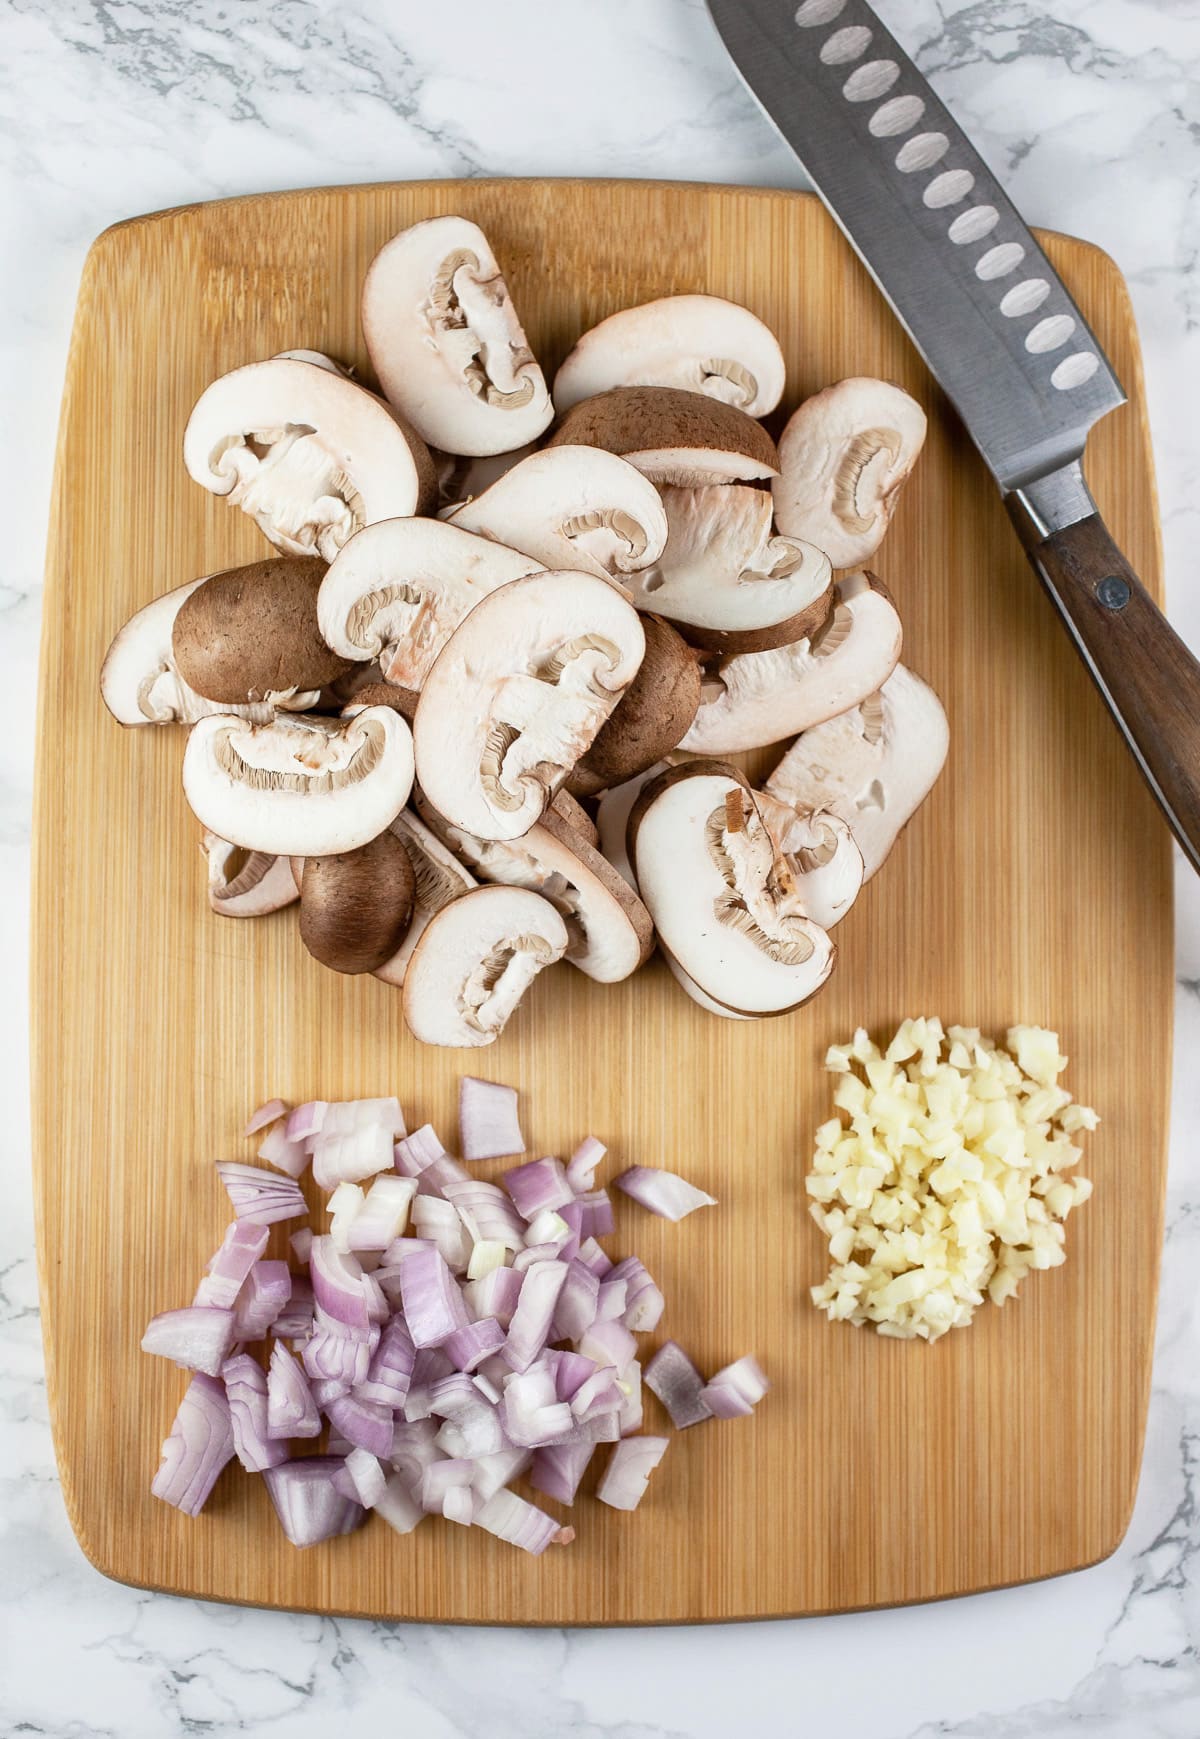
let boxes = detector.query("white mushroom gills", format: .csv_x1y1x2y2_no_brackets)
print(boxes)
402,884,569,1048
202,833,301,918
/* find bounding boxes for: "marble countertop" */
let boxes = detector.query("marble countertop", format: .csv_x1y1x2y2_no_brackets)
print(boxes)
3,1,1198,1733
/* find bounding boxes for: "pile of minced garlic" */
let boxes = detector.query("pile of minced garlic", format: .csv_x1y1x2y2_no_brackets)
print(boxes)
807,1019,1097,1341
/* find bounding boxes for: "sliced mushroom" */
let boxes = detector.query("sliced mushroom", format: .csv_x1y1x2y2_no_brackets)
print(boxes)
595,762,669,891
445,445,669,580
298,829,415,974
663,953,753,1021
171,557,351,706
567,615,701,797
317,517,540,692
755,801,864,929
362,216,553,457
183,357,436,563
414,794,653,984
182,706,414,857
548,789,599,850
436,442,540,513
402,884,569,1048
628,761,835,1017
202,832,300,918
763,664,949,879
374,810,477,989
103,580,260,726
272,350,354,377
630,485,832,654
413,569,645,842
548,386,779,488
773,378,927,569
680,571,902,754
553,295,786,418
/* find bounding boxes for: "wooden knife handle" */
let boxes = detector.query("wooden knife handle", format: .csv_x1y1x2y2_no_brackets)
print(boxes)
1009,504,1200,872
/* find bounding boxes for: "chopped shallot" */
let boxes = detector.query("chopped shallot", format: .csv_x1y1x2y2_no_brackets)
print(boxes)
459,1077,525,1162
597,1436,669,1510
614,1166,717,1221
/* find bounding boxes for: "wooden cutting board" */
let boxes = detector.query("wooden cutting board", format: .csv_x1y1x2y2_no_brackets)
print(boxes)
32,179,1171,1624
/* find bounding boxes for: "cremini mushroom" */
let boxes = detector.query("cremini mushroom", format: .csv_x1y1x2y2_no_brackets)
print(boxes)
444,446,668,581
594,760,677,889
374,810,477,989
755,801,865,930
171,557,352,706
436,442,539,512
549,789,599,850
297,828,415,974
102,579,268,727
663,952,753,1021
413,569,645,842
182,706,414,857
567,615,701,797
183,357,436,562
414,793,653,984
630,485,832,654
763,664,949,880
680,571,902,754
362,216,553,457
772,378,927,569
628,761,835,1017
548,386,779,488
317,517,540,692
553,295,786,418
202,832,300,919
402,884,569,1048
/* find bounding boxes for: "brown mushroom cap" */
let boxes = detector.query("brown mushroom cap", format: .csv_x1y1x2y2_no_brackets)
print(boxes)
547,386,780,487
173,558,352,705
298,828,416,974
568,615,702,796
341,681,419,722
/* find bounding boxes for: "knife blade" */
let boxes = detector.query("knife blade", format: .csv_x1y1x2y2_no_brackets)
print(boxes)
706,0,1200,872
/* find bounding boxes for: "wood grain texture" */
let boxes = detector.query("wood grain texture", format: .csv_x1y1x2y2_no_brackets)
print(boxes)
31,179,1171,1625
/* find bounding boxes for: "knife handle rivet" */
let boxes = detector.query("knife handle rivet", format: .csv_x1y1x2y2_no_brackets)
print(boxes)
1096,575,1131,611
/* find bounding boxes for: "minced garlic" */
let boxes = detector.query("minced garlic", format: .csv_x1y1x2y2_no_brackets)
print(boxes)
807,1019,1096,1341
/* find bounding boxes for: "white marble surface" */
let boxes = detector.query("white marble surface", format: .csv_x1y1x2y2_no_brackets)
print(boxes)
2,0,1199,1732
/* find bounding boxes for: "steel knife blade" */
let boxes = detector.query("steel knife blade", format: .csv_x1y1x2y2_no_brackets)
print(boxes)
705,0,1200,871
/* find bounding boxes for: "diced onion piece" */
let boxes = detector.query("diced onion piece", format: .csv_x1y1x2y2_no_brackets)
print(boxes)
466,1239,508,1281
257,1122,309,1178
141,1306,238,1377
285,1101,328,1143
597,1436,668,1511
354,1313,416,1408
474,1488,570,1556
196,1221,270,1309
399,1245,470,1347
341,1446,388,1509
443,1179,526,1251
327,1391,395,1458
151,1373,236,1515
700,1355,769,1419
459,1077,525,1162
503,1157,574,1220
503,1260,568,1373
614,1166,716,1221
532,1441,595,1505
266,1343,321,1439
470,1448,532,1502
645,1340,712,1428
375,1472,426,1535
216,1162,308,1225
244,1097,289,1136
394,1123,446,1177
566,1136,606,1195
312,1124,395,1190
262,1457,365,1547
222,1353,289,1470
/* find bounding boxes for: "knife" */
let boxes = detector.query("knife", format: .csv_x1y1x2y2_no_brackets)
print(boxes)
705,0,1200,872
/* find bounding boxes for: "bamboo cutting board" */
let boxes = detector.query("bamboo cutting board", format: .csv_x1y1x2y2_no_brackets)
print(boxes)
32,180,1171,1624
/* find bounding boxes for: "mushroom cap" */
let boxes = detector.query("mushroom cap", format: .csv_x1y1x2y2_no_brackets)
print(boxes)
414,793,653,984
172,557,351,705
413,568,646,842
202,832,300,918
553,294,786,419
317,517,541,691
183,358,437,563
182,706,415,857
298,828,416,974
374,810,477,988
402,883,569,1048
756,801,865,930
680,570,902,754
567,615,701,796
628,760,835,1016
362,215,553,458
631,485,832,653
547,386,780,488
445,446,669,580
763,663,949,879
772,377,927,569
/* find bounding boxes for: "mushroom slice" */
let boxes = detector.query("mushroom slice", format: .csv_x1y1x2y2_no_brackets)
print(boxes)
568,615,701,797
100,579,314,727
435,442,540,513
362,216,553,458
628,761,835,1017
755,801,864,930
298,829,416,974
272,350,354,377
663,953,753,1022
413,570,645,842
680,571,902,754
183,358,437,563
182,706,414,857
374,811,478,989
554,295,786,418
773,378,927,569
548,387,779,488
763,664,949,880
402,885,569,1048
631,486,832,654
202,832,300,918
445,447,668,582
317,518,541,692
172,557,352,706
548,790,599,850
595,762,670,891
414,796,653,984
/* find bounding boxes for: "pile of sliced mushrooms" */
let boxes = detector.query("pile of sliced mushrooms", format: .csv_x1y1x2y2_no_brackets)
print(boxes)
101,215,948,1045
